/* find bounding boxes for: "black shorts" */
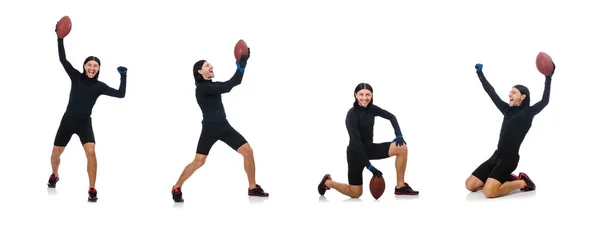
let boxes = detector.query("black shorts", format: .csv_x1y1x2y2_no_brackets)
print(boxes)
53,115,95,147
471,152,520,184
196,121,248,155
346,142,392,186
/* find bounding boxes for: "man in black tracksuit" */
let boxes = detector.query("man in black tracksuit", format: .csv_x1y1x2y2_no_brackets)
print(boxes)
47,25,127,203
317,83,419,198
465,63,554,198
171,49,269,202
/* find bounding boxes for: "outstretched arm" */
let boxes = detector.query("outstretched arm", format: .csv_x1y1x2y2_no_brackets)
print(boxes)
101,67,127,98
475,64,509,112
57,38,80,80
345,111,372,168
528,76,552,115
373,105,403,137
196,68,244,95
197,49,250,95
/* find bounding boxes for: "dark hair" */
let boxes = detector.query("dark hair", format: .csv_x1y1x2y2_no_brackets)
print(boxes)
353,82,373,108
513,84,530,107
193,60,206,85
83,56,101,79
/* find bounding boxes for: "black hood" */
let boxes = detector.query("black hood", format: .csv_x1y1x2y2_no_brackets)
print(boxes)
193,59,207,85
353,82,374,108
82,56,101,81
512,84,530,108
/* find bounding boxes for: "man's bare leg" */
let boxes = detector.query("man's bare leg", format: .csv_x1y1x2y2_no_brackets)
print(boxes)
388,143,418,195
325,179,363,198
237,143,269,197
48,146,66,188
171,153,207,202
482,178,526,198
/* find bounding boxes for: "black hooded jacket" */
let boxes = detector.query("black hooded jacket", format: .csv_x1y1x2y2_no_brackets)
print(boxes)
345,85,404,168
477,71,552,155
57,38,126,120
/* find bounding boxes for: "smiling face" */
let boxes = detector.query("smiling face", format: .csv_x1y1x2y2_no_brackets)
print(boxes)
84,60,100,78
198,61,214,80
508,87,526,107
355,89,372,108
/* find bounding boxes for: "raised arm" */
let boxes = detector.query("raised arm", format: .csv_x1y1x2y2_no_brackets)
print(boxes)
345,110,372,168
373,105,403,137
196,68,244,95
57,38,80,80
101,67,127,98
475,64,509,112
197,49,250,95
528,74,553,116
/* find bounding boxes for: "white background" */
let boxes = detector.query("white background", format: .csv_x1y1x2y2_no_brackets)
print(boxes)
1,0,598,224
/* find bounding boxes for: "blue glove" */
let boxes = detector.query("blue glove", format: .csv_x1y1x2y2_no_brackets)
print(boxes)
393,135,406,147
117,66,128,76
475,63,483,72
367,165,383,177
236,48,251,72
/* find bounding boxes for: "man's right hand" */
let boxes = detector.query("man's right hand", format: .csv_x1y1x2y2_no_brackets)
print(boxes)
55,22,60,39
368,165,383,177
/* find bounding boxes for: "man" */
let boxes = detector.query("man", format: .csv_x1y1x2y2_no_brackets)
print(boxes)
171,48,269,202
317,83,419,198
465,63,554,198
48,23,128,202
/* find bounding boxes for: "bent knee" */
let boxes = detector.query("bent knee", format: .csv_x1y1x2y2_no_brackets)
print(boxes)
465,180,481,192
482,186,499,198
482,178,502,198
51,146,65,157
465,176,483,192
349,193,362,198
84,150,96,157
465,183,480,192
389,144,408,156
192,155,207,167
349,186,363,198
237,144,254,157
83,144,96,157
396,145,408,155
482,189,497,198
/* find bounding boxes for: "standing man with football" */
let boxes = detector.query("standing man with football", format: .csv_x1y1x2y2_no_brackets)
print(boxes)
171,47,269,202
48,20,128,202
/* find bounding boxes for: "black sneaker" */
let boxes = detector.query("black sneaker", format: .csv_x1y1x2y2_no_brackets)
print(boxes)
47,174,59,188
248,184,269,197
395,183,419,195
88,188,98,202
318,174,331,195
518,172,536,191
172,187,184,203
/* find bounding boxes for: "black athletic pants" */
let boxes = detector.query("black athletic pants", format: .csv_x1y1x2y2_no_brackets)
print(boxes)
196,120,248,155
53,114,95,146
471,151,520,184
346,142,392,185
